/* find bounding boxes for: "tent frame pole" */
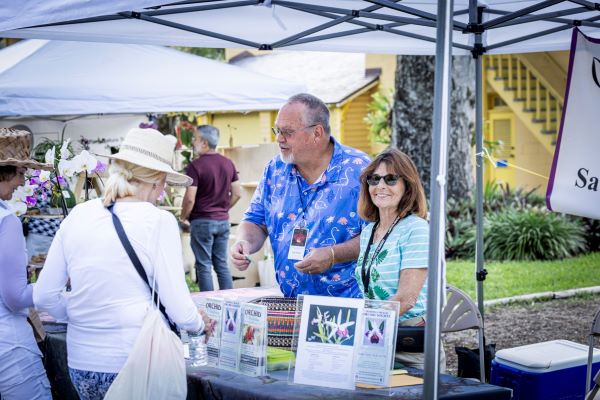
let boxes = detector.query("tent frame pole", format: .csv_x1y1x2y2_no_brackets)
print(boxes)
471,2,486,320
486,15,600,51
483,0,565,29
423,0,453,398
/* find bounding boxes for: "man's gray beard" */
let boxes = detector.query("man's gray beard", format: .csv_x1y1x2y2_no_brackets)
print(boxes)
280,152,293,164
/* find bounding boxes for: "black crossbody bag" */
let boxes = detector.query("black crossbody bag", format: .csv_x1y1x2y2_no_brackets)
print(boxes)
107,204,179,336
396,326,425,353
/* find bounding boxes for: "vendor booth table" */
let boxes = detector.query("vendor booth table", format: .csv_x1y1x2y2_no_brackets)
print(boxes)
43,323,511,400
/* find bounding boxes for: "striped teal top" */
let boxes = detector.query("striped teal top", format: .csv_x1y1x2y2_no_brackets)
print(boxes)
355,214,429,321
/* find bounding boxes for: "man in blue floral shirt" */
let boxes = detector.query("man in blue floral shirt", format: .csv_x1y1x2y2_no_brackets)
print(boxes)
230,93,371,298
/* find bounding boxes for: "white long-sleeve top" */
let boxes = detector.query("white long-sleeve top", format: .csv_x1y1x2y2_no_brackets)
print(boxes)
34,199,202,373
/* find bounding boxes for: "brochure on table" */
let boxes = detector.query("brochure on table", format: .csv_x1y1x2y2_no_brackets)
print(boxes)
289,295,399,392
354,299,400,387
203,297,225,367
238,303,268,377
219,299,242,371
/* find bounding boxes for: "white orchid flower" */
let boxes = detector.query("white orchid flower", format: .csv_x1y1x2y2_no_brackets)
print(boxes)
58,159,75,177
39,170,51,183
72,150,98,174
7,199,27,216
10,186,27,202
45,147,56,165
325,309,355,340
60,139,71,161
22,183,38,197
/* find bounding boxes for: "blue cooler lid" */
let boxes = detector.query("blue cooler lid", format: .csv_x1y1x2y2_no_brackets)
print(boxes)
494,340,600,373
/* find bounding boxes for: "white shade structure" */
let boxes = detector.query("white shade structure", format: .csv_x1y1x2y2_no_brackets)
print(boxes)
0,39,305,116
1,1,600,55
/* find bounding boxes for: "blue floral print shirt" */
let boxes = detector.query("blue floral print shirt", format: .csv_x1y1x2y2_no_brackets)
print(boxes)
243,138,371,298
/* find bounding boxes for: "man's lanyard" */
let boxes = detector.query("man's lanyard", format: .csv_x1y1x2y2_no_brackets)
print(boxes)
360,215,401,295
295,175,318,227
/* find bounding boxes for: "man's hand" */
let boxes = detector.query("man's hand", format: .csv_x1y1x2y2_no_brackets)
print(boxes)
230,240,252,271
178,219,191,233
294,247,333,275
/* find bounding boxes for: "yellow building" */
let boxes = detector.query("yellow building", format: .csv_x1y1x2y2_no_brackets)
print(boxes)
195,49,396,156
201,49,564,194
483,51,568,193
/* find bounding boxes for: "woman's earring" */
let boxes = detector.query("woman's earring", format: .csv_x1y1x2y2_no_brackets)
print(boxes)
152,183,157,190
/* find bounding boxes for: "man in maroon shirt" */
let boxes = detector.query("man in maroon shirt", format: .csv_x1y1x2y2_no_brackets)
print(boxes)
180,125,241,291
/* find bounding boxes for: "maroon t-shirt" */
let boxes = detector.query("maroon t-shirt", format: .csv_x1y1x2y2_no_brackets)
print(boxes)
186,152,239,221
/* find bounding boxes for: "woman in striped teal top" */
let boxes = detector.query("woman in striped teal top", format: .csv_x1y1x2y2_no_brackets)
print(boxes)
355,148,444,371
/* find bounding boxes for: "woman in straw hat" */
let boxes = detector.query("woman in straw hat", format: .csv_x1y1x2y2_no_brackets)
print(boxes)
0,128,53,399
34,128,208,400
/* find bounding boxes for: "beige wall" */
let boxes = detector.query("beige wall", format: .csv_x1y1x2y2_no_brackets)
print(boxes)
198,112,264,147
365,54,396,93
514,117,553,194
548,51,569,74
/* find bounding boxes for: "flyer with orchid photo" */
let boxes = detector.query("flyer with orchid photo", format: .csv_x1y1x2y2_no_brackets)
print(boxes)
293,295,364,390
203,297,225,367
238,303,268,377
218,299,242,371
353,305,398,387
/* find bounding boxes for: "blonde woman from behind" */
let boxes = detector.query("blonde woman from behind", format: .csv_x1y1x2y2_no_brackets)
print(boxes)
34,128,209,400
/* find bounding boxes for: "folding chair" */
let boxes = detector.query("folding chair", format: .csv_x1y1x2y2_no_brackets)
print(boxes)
586,307,600,399
441,285,485,383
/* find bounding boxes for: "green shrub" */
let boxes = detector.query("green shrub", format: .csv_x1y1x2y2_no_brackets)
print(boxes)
483,209,587,261
445,197,475,259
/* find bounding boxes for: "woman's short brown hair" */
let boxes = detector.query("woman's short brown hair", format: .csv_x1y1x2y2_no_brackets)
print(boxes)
358,148,427,222
0,166,17,183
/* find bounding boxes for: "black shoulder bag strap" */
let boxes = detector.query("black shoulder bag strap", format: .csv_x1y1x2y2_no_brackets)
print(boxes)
106,203,179,336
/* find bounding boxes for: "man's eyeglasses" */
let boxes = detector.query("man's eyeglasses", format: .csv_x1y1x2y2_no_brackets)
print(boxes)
271,124,318,139
366,174,401,186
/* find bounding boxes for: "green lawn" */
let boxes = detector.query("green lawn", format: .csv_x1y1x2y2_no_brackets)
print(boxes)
185,252,600,300
447,252,600,301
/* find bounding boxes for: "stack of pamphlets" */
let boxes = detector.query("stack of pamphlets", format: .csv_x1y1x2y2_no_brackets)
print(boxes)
238,303,268,376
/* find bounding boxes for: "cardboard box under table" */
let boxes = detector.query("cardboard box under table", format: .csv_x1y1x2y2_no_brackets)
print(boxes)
491,339,600,400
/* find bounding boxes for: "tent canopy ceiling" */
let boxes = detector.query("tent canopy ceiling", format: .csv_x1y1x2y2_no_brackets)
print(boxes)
0,39,305,117
1,1,600,55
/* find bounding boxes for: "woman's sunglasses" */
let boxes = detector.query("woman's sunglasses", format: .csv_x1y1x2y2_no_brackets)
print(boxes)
366,174,400,186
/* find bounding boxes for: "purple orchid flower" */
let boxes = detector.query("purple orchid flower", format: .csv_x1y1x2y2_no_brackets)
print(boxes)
92,160,107,174
25,196,37,207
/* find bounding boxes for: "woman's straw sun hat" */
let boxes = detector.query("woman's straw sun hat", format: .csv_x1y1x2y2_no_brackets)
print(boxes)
0,128,53,170
107,128,192,187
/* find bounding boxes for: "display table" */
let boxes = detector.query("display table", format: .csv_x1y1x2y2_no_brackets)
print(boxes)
186,365,511,400
43,324,511,400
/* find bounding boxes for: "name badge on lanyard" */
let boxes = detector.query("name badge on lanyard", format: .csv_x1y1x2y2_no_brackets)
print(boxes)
288,176,313,261
288,226,308,260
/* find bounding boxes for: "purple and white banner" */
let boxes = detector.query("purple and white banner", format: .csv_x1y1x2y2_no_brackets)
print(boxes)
547,28,600,219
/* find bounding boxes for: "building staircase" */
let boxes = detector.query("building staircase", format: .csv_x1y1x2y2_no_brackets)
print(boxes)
484,53,566,155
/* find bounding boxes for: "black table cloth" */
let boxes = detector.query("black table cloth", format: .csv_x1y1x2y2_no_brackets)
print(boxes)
43,326,511,400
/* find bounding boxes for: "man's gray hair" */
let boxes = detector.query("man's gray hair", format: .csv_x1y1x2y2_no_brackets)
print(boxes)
287,93,330,135
197,125,220,149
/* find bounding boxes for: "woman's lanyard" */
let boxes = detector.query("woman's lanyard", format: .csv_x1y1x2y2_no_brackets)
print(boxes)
360,215,401,295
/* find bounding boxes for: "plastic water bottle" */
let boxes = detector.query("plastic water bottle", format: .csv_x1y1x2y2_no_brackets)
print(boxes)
187,331,208,367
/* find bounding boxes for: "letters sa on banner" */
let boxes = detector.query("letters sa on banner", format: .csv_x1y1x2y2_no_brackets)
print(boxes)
547,28,600,220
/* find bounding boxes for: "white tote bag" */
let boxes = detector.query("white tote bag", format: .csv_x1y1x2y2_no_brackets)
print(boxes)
104,307,187,400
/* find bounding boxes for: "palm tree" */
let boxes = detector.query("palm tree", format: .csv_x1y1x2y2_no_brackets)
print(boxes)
393,55,474,202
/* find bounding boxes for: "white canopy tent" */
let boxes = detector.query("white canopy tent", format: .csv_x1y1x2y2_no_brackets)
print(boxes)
3,1,599,397
0,39,305,116
1,1,600,54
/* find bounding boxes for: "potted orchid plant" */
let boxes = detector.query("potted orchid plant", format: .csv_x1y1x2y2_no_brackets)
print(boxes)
8,138,106,216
